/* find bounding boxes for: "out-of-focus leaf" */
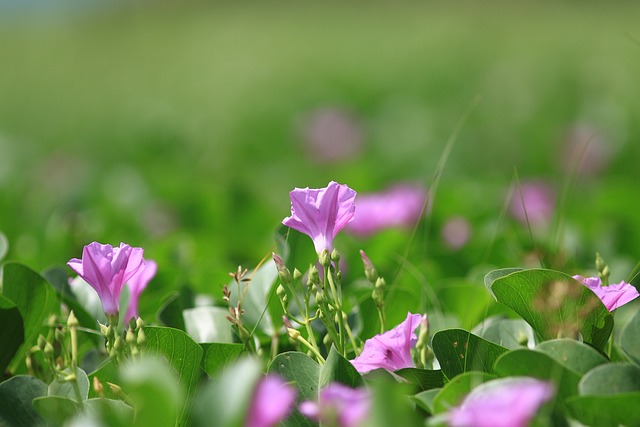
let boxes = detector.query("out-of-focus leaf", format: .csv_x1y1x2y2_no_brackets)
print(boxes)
394,368,444,392
432,328,508,379
88,360,118,399
493,348,580,407
183,306,234,343
48,367,90,401
319,346,364,389
0,231,8,262
32,395,79,425
0,295,23,374
565,393,640,427
620,306,640,366
201,343,244,377
432,371,495,414
0,375,47,427
1,262,59,373
411,388,440,414
437,282,493,330
84,398,133,427
486,268,613,351
536,339,608,375
368,375,423,427
268,351,319,427
157,287,195,330
472,317,536,349
578,363,640,395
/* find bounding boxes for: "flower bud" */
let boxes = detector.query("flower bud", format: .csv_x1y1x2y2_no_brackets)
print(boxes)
293,268,303,281
136,317,145,331
99,323,109,337
360,250,378,283
37,335,46,351
288,328,301,340
137,328,146,346
273,253,292,284
126,329,137,345
67,311,79,328
331,249,341,263
44,342,54,356
320,249,331,268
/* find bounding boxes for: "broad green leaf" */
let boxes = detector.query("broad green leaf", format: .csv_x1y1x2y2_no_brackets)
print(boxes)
472,317,536,349
394,368,444,392
432,371,495,414
0,231,7,262
144,326,204,426
411,388,440,414
437,282,493,330
432,328,508,379
319,346,364,389
1,262,59,373
368,376,423,427
493,348,580,406
120,357,182,427
201,342,244,377
483,267,522,297
32,395,79,425
0,375,47,427
228,259,277,335
268,351,319,427
88,360,119,399
620,306,640,366
48,367,90,401
183,306,234,343
565,393,640,427
536,339,608,375
193,357,262,427
487,269,613,350
157,287,195,330
578,363,640,395
0,294,23,374
85,398,134,427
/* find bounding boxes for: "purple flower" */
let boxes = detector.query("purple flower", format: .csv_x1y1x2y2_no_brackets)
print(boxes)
508,182,555,227
283,181,357,254
350,312,424,373
67,242,145,317
441,216,472,250
299,383,370,427
573,275,639,311
447,377,554,427
245,375,296,427
345,184,427,237
124,260,157,323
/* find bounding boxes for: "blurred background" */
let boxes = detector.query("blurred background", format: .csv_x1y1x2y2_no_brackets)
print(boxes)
1,0,639,317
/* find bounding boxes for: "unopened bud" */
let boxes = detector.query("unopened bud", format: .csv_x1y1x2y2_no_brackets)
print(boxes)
93,377,104,396
37,335,47,351
360,250,378,283
287,328,301,340
276,284,287,299
107,382,122,396
44,342,54,355
137,328,146,346
114,336,125,351
293,268,303,281
330,249,341,263
99,323,109,336
67,311,79,328
136,318,145,330
273,253,292,284
126,329,136,345
320,249,331,268
308,265,320,285
315,291,325,305
323,334,332,347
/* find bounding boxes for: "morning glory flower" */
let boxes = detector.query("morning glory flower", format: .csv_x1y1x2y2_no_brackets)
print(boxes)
283,181,357,254
345,184,427,237
124,260,157,323
299,383,371,427
446,377,554,427
350,312,424,373
67,242,145,318
508,181,555,227
573,275,639,311
245,375,296,427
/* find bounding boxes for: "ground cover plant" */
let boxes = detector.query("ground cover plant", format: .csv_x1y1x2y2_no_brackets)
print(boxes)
1,1,640,426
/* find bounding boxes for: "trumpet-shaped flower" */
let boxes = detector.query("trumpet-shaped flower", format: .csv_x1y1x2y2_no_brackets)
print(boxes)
573,275,639,311
245,375,296,427
124,260,157,323
67,242,145,317
299,383,371,427
350,312,424,373
345,184,427,236
446,377,554,427
283,181,357,254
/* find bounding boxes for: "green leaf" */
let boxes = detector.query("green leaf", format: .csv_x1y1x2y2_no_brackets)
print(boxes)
411,389,440,414
0,231,8,262
87,360,119,399
493,348,581,406
483,267,523,297
1,262,59,373
0,295,24,374
432,371,495,414
0,375,47,427
565,393,640,427
157,287,195,330
32,395,79,425
228,259,277,335
620,306,640,366
144,326,204,426
431,328,508,379
48,367,90,401
536,339,608,375
394,368,444,392
183,306,234,343
84,398,134,427
472,316,536,349
201,343,244,377
319,346,364,389
268,351,319,427
437,282,493,330
578,363,640,395
487,268,613,350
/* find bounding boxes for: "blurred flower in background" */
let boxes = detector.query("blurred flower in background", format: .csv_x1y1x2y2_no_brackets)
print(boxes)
300,383,371,427
508,181,555,228
559,123,614,177
345,184,427,237
299,107,363,163
441,216,472,250
245,375,296,427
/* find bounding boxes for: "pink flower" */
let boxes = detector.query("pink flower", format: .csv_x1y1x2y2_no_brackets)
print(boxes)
345,184,427,237
350,312,424,373
245,375,296,427
124,260,157,323
283,181,357,254
441,216,472,250
447,377,554,427
299,383,370,427
508,182,555,227
573,275,639,311
67,242,145,317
